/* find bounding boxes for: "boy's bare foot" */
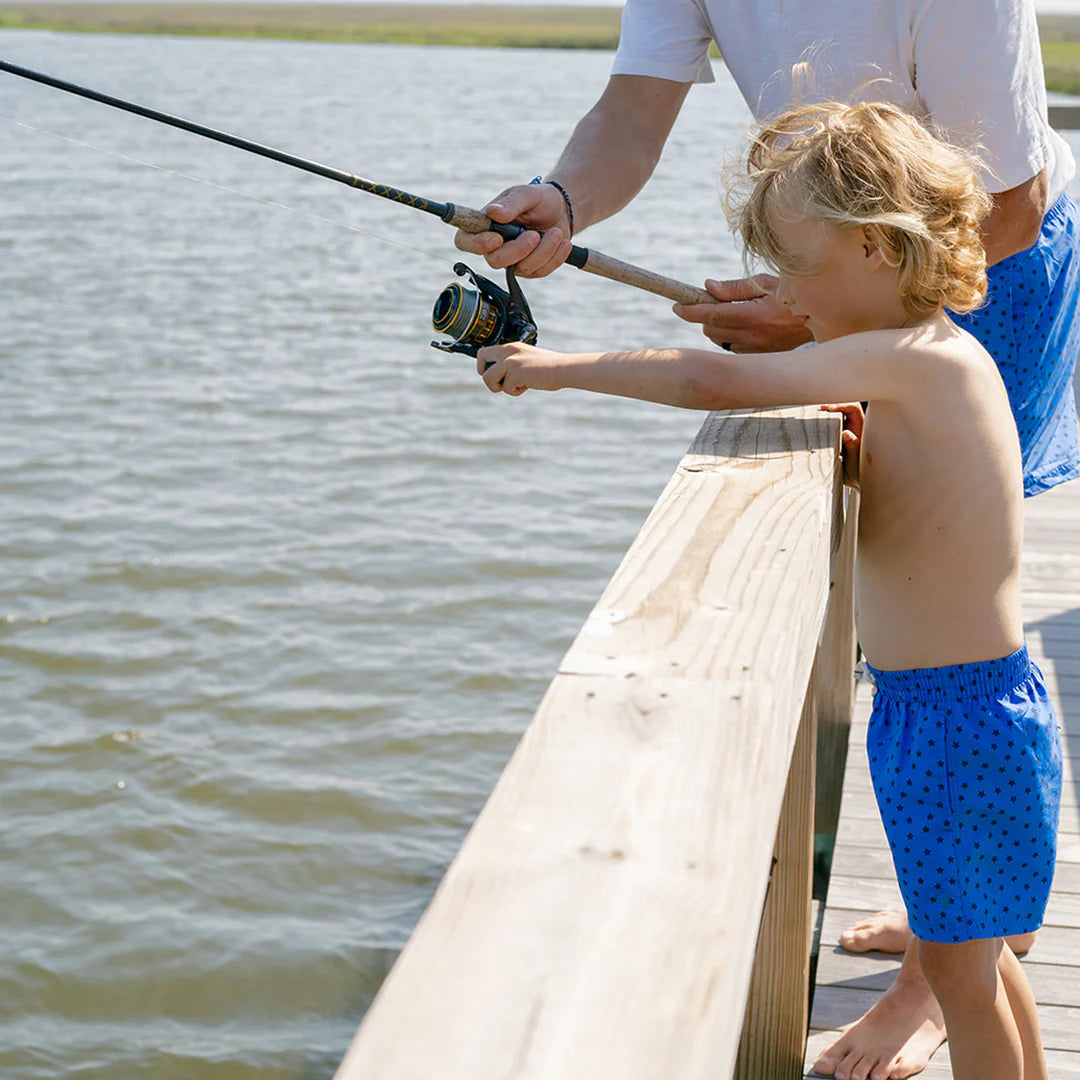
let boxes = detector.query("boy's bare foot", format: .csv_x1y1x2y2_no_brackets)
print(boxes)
812,977,946,1080
839,911,912,954
839,909,1039,956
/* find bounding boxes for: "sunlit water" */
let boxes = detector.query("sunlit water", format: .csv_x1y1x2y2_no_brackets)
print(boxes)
0,31,748,1079
3,31,1080,1080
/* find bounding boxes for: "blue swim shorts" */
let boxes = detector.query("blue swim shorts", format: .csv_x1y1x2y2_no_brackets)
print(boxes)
865,645,1062,943
951,193,1080,497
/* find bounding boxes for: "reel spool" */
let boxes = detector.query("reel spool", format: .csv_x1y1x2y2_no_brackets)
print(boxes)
431,262,537,357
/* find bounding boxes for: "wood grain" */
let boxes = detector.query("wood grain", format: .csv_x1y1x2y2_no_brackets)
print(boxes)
334,406,842,1079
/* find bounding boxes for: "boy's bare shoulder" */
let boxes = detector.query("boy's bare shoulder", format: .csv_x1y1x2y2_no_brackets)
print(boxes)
833,316,996,397
850,316,985,364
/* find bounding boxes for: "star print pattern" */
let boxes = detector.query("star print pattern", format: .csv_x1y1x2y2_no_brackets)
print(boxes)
865,645,1062,944
950,193,1080,498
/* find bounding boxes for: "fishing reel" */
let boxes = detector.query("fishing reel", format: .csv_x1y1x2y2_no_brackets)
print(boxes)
431,262,538,357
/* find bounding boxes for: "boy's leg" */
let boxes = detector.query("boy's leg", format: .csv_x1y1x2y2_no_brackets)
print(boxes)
997,940,1050,1080
917,937,1023,1080
812,938,945,1080
813,925,1044,1080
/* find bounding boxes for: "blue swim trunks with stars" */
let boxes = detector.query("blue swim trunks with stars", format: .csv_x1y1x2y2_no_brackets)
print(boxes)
865,644,1062,943
951,193,1080,498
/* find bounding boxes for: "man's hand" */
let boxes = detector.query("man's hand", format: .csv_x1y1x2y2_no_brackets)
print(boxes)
454,183,574,278
674,275,813,352
477,341,565,395
820,402,865,488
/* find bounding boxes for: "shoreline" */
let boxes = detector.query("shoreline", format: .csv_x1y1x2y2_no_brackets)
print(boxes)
0,3,625,48
2,4,1080,92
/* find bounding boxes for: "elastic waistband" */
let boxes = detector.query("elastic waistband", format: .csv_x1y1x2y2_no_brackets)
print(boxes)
866,645,1031,702
991,194,1077,279
1043,191,1077,230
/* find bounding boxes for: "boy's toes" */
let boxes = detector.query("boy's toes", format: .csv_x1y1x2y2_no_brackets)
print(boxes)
813,1049,840,1076
869,1054,901,1080
833,1050,864,1080
851,1055,880,1080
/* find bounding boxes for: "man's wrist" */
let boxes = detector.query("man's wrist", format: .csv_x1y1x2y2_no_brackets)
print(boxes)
529,175,575,236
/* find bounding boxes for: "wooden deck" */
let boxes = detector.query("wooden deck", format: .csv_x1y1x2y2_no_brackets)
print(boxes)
805,474,1080,1077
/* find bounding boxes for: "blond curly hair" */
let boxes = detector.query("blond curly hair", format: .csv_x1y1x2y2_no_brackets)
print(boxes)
728,101,992,318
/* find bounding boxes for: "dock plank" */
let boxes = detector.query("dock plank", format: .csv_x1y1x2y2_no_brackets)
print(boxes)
805,477,1080,1078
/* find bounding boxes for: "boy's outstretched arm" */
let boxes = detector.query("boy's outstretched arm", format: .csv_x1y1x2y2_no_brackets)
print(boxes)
476,334,915,411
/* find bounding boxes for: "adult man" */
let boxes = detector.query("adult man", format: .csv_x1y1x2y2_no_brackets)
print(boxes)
457,2,1078,1077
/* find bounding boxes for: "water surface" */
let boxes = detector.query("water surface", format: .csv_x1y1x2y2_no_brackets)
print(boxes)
0,32,743,1079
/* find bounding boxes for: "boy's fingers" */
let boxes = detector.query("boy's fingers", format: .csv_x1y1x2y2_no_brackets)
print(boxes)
476,348,504,386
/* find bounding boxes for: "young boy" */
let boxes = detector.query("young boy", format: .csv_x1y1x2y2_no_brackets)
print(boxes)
477,101,1063,1080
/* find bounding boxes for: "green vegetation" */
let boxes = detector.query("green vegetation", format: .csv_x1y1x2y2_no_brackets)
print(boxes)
0,2,623,48
0,3,1078,94
1043,45,1080,95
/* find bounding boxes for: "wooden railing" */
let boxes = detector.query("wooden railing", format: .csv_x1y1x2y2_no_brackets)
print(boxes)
334,405,859,1080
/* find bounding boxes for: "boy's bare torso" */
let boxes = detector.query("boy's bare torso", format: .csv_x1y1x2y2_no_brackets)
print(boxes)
853,320,1025,671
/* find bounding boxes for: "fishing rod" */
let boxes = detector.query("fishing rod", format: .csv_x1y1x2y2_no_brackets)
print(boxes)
0,59,712,356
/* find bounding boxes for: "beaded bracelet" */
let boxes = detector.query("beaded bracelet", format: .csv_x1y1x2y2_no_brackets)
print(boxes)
529,175,575,236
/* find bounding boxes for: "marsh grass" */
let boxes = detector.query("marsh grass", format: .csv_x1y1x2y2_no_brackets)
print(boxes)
0,2,624,47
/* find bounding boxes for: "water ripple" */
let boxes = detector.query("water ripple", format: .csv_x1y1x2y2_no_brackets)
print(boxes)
0,30,757,1080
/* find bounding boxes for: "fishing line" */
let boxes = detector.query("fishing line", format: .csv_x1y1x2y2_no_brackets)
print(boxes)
0,59,714,356
1,113,447,266
0,60,712,303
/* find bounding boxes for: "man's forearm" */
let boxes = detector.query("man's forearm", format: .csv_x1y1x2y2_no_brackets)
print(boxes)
546,75,691,233
983,167,1048,266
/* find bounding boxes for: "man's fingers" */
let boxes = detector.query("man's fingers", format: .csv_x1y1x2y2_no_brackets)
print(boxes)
672,298,771,352
673,299,761,329
484,185,543,224
454,228,503,256
507,227,569,278
704,276,769,302
672,301,717,324
485,230,546,271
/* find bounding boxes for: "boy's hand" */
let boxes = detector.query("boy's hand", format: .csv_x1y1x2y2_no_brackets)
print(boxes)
476,342,564,396
820,402,865,488
673,275,813,352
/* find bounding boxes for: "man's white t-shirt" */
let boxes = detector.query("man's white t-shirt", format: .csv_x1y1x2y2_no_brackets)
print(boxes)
612,0,1074,203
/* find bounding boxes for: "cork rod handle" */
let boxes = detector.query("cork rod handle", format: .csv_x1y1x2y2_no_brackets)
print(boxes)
445,203,713,307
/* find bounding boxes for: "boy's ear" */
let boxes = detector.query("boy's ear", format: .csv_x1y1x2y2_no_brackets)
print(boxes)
861,227,888,270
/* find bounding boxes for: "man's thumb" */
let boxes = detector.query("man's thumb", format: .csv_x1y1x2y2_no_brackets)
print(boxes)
485,185,541,224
